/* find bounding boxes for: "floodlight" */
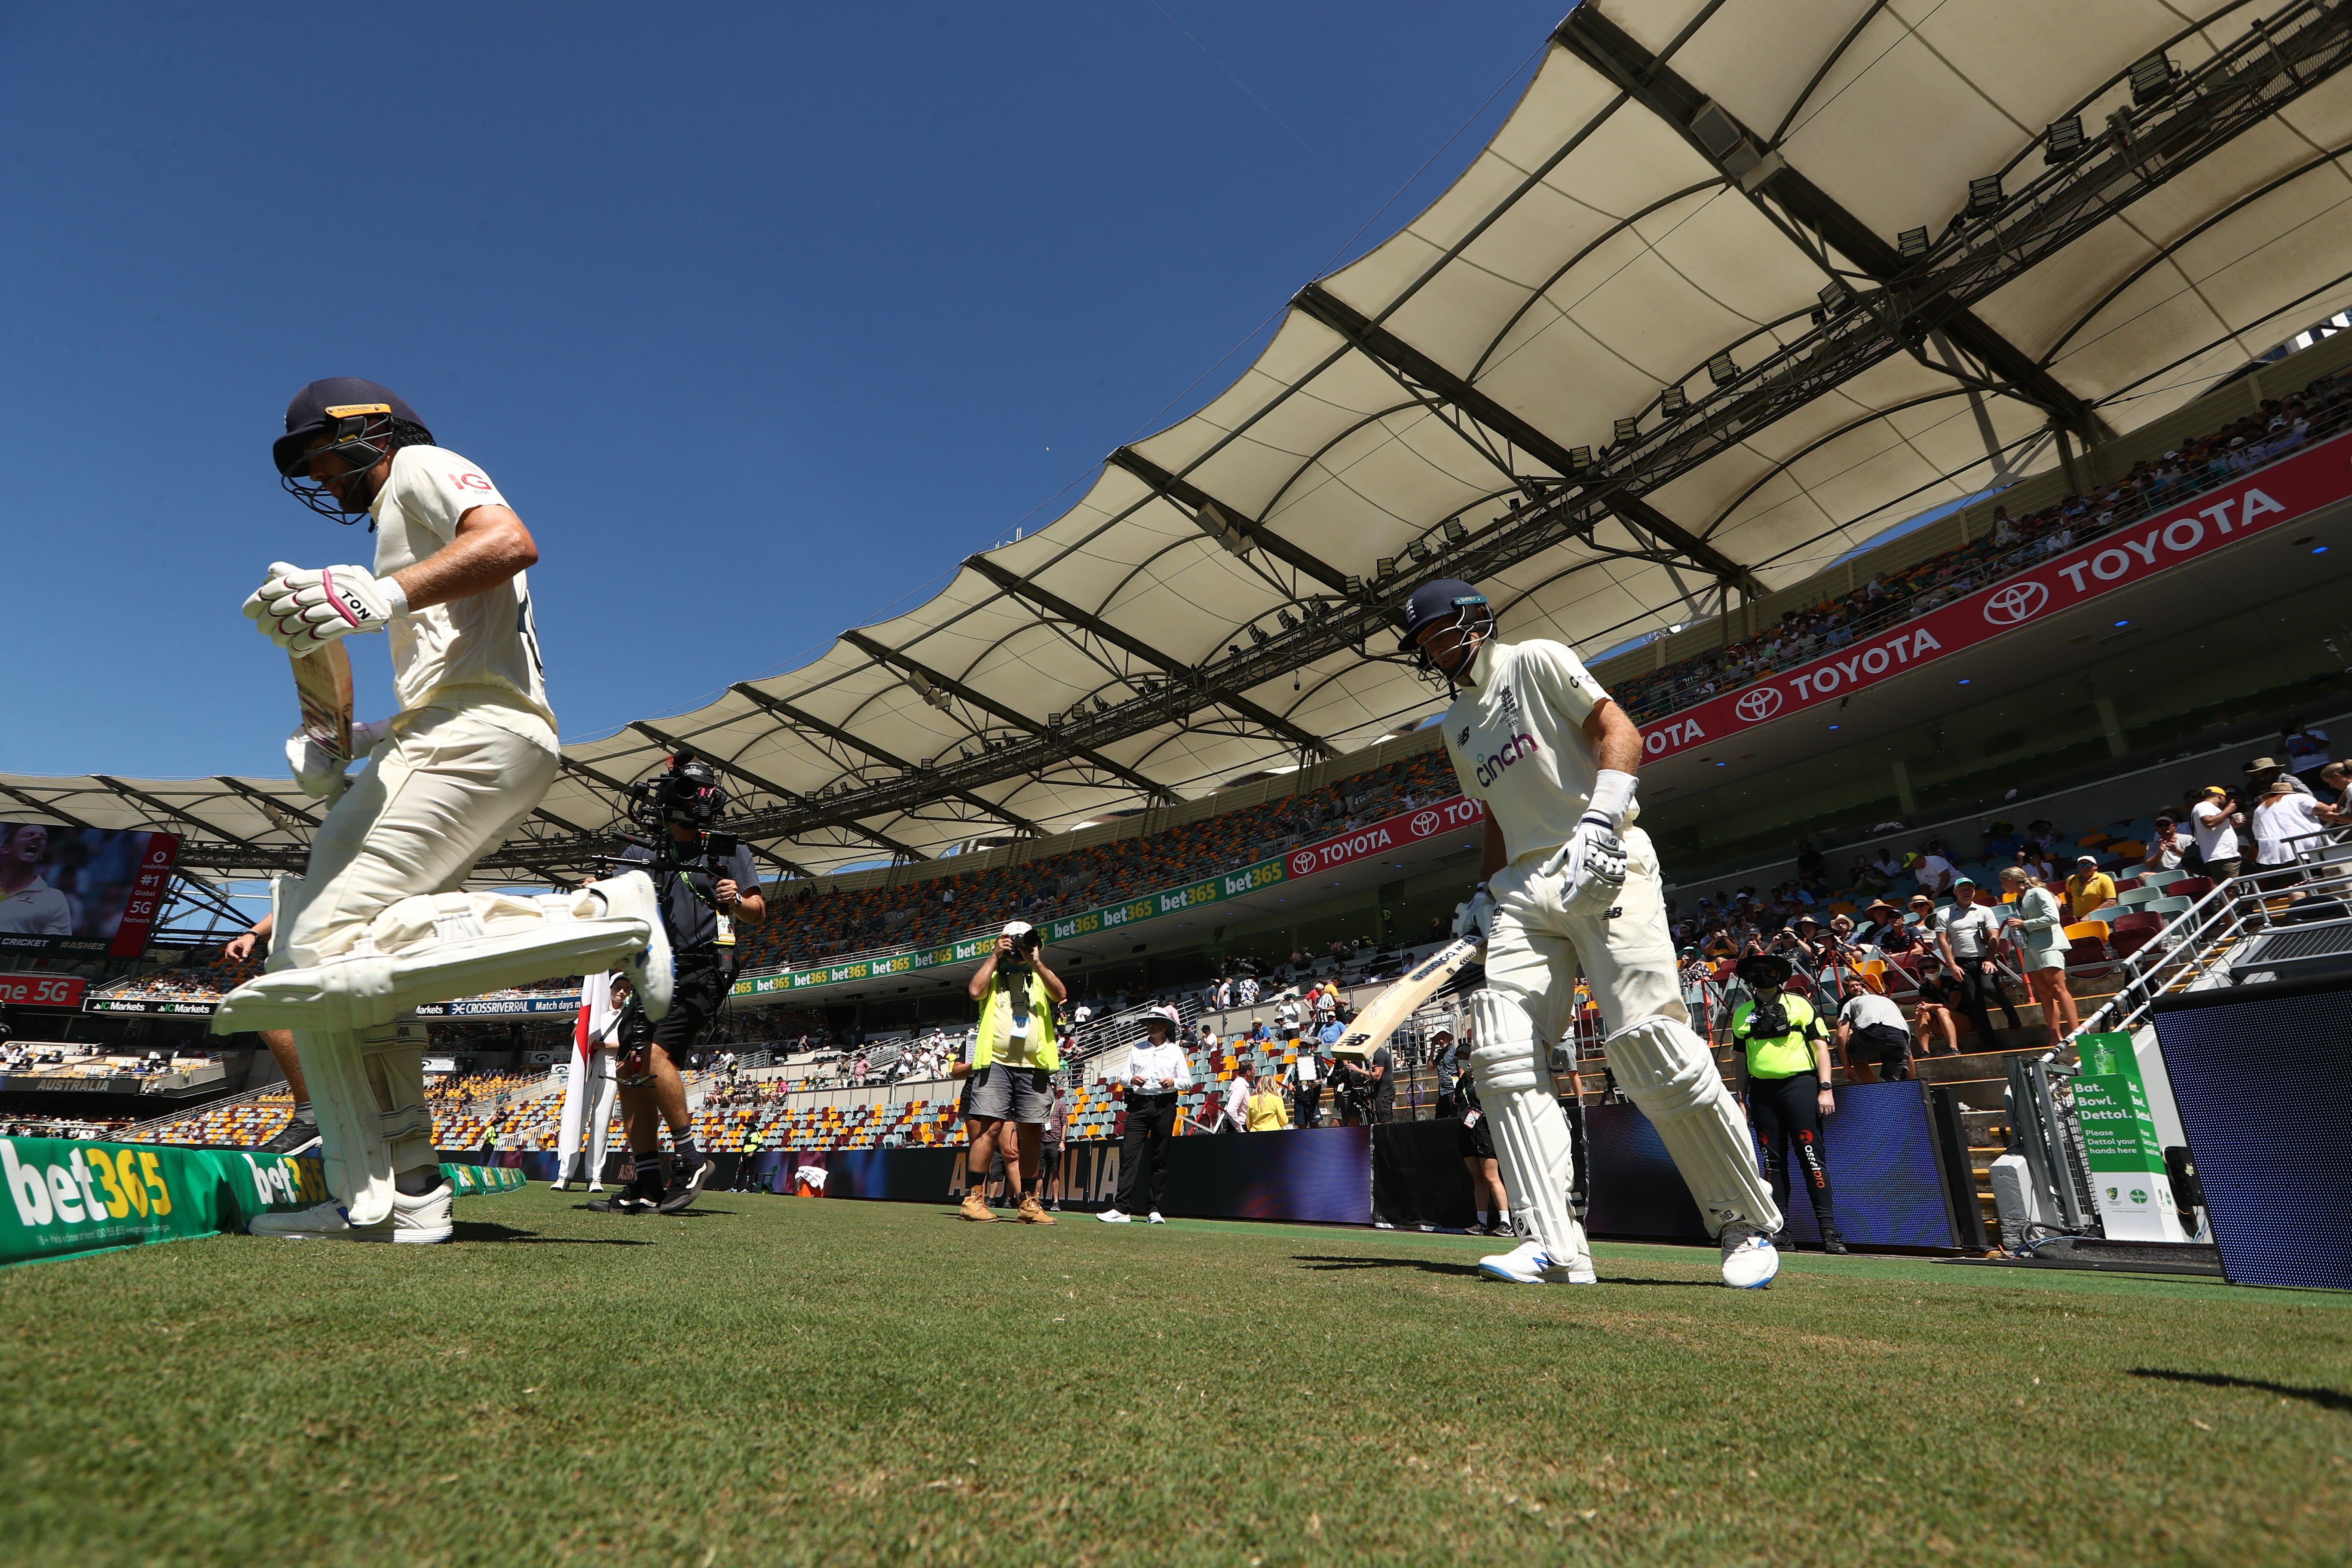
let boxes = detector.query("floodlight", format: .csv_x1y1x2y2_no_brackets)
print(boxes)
2130,52,2176,106
1343,573,1364,595
1660,385,1689,416
1898,227,1929,261
1277,607,1300,631
1376,556,1397,579
1613,416,1640,446
1247,623,1269,646
1567,445,1593,473
1966,175,2004,217
1817,279,1850,315
1706,353,1737,387
2045,114,2084,164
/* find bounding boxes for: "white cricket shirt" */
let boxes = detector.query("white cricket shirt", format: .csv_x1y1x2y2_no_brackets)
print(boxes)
1439,638,1614,863
1839,992,1906,1032
369,445,556,731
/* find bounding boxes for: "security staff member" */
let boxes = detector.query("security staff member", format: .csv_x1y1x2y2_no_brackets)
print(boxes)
1099,1007,1189,1224
1730,954,1845,1255
612,760,765,1214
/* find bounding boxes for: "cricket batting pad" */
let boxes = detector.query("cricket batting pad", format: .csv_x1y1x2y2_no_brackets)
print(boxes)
214,887,652,1034
1467,989,1589,1272
1604,1014,1782,1237
296,1019,435,1226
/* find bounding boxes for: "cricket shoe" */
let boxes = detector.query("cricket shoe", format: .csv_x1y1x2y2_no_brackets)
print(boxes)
591,870,674,1022
1476,1239,1596,1284
256,1117,322,1158
656,1157,715,1215
1720,1222,1781,1288
1096,1207,1130,1224
248,1185,453,1244
1146,1211,1166,1225
549,1179,572,1192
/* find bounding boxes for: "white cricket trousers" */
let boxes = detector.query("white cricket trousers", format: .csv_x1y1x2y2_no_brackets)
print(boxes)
1482,827,1684,1039
276,695,560,971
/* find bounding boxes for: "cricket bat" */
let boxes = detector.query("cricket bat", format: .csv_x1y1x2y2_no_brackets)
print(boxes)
291,642,355,769
1327,938,1482,1060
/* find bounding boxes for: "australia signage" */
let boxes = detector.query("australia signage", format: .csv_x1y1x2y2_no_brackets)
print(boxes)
1642,430,2352,759
732,794,1488,998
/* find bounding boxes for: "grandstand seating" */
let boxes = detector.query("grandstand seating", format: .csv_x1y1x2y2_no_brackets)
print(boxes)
1608,368,2352,724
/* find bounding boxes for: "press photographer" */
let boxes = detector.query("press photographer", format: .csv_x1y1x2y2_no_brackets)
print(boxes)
957,919,1065,1224
603,753,765,1214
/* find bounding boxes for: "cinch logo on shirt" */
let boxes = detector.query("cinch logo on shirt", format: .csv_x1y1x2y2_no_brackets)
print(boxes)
1474,732,1539,787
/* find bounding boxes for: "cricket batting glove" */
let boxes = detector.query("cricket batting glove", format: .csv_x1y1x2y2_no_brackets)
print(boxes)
1543,769,1637,917
285,718,390,800
1453,885,1497,946
243,561,407,654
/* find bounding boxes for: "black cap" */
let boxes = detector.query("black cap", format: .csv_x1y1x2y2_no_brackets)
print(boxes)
273,377,425,477
1396,577,1488,650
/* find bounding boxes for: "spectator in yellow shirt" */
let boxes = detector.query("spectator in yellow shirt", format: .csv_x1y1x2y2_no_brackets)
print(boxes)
1244,1074,1289,1131
2064,856,2117,922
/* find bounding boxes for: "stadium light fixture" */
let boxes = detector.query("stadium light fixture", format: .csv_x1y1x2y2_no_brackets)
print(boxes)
1613,416,1640,446
1966,175,2004,217
1343,573,1364,596
1247,623,1270,646
2045,114,2085,164
1406,537,1430,563
1567,445,1594,474
1660,384,1689,416
1376,556,1397,579
1441,518,1468,545
1192,498,1253,557
1897,226,1929,261
1277,607,1300,631
1705,353,1737,388
1817,279,1850,316
2130,52,2177,106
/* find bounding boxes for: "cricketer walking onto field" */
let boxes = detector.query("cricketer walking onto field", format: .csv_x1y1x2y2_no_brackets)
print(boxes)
1402,578,1784,1289
211,378,671,1245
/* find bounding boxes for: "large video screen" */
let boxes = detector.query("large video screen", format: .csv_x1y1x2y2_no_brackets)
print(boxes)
0,825,179,958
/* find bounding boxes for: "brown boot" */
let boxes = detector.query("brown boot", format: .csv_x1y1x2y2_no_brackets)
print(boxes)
1018,1194,1057,1225
959,1188,997,1222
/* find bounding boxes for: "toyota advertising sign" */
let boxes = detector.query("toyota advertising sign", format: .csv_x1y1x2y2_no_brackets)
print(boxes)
1286,794,1486,878
1638,430,2352,760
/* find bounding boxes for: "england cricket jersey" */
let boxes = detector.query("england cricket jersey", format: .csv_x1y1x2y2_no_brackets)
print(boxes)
368,445,556,730
1439,638,1620,864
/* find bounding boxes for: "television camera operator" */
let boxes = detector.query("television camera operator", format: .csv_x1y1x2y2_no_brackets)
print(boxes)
600,752,765,1214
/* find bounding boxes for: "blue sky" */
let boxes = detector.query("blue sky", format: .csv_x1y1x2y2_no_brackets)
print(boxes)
3,2,1563,780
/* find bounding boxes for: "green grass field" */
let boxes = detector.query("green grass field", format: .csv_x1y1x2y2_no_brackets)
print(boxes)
3,1189,2347,1567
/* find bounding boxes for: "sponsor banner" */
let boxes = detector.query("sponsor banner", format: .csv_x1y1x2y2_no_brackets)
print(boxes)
0,1137,327,1267
82,995,217,1017
0,973,87,1009
1285,794,1485,879
0,828,181,958
2073,1030,2187,1243
438,1161,528,1195
1642,431,2352,759
411,995,581,1017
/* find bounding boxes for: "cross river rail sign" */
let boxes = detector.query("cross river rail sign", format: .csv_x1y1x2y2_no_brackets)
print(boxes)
731,794,1487,998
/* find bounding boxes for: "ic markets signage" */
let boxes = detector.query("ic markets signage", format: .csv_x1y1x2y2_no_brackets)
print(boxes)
0,973,87,1009
1286,795,1485,878
1640,430,2352,760
83,995,216,1017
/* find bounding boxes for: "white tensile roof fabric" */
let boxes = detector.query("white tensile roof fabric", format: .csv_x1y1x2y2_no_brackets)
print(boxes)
22,0,2352,880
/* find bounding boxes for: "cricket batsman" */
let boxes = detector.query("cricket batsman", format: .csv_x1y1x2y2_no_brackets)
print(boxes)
1402,579,1782,1289
211,378,670,1243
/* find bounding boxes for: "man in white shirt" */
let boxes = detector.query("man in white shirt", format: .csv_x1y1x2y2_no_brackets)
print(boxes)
1099,1008,1188,1223
1835,986,1913,1083
215,379,667,1245
1934,880,2019,1048
0,826,75,935
1407,578,1782,1290
2190,786,2243,882
1216,1072,1250,1134
2253,779,2328,878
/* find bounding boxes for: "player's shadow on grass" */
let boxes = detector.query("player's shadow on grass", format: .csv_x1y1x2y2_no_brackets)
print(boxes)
1294,1255,1716,1288
2129,1368,2352,1413
452,1222,652,1245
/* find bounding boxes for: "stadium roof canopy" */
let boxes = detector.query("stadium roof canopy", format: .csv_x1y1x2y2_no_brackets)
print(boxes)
17,0,2352,885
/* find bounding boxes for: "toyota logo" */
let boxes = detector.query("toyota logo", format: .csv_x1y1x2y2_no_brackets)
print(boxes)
1735,687,1783,722
1983,581,2049,625
1290,851,1316,876
1409,810,1439,838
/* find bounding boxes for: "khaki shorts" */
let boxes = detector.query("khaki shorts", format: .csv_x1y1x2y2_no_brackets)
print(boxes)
1481,827,1684,1044
961,1063,1051,1124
